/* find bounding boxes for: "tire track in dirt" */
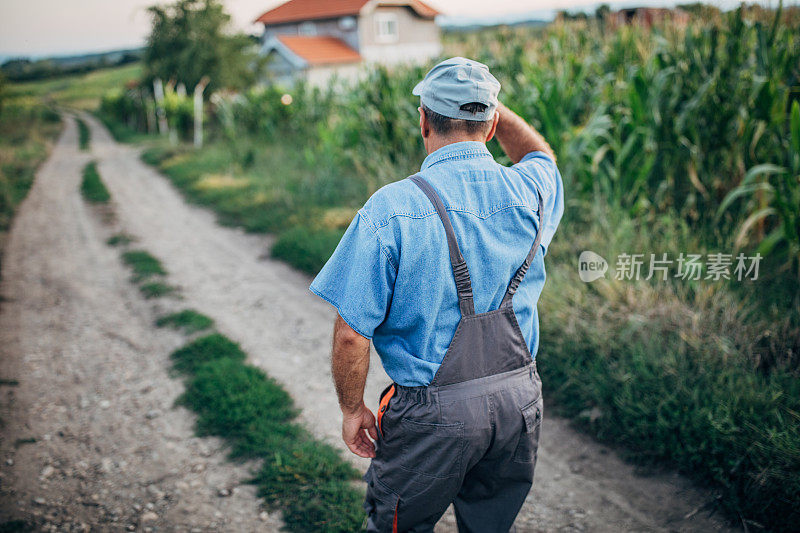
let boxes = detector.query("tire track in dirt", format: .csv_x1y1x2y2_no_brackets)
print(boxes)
0,116,280,531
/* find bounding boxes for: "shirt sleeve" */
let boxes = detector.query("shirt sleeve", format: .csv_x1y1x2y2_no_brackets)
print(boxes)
308,210,397,339
512,151,565,254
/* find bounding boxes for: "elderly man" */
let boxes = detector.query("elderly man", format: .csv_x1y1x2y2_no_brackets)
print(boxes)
310,57,564,532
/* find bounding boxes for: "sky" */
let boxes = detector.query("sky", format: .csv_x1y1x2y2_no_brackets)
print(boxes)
0,0,789,59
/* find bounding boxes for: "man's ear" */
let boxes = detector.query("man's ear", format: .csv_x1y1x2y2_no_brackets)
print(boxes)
419,106,430,138
485,110,500,143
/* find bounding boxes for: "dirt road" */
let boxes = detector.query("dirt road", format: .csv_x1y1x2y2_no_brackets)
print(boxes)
1,115,733,531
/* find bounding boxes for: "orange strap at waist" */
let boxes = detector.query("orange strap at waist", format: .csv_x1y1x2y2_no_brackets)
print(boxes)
393,497,400,533
377,384,395,437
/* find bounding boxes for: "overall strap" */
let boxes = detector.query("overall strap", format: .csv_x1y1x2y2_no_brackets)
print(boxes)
500,189,545,308
409,175,475,316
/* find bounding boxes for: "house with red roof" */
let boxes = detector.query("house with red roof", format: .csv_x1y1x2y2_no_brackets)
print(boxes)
255,0,442,86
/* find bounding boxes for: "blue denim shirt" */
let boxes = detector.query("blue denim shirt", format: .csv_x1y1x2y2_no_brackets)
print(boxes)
310,141,564,386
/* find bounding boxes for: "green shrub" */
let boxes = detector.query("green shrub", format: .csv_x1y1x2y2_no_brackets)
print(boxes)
99,89,151,140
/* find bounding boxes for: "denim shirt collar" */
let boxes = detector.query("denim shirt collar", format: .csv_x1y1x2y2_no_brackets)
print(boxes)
420,141,492,171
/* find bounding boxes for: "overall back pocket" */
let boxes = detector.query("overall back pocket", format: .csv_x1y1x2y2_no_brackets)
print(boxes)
399,418,465,478
512,397,543,464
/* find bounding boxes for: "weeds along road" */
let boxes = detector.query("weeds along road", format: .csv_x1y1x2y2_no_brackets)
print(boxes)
1,114,734,532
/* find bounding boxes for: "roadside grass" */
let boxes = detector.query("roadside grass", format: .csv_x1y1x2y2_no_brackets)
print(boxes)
139,141,318,234
121,249,166,281
156,309,214,334
76,118,90,150
140,140,366,274
271,226,345,275
171,335,364,531
0,104,61,236
538,206,800,527
80,161,110,203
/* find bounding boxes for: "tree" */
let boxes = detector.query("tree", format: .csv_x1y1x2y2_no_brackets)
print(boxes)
143,0,262,94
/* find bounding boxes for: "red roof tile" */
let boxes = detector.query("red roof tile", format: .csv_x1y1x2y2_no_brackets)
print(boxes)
255,0,440,25
382,1,440,19
256,0,368,24
278,35,362,65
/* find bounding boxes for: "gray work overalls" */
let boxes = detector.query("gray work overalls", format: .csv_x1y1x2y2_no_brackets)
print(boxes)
364,175,545,533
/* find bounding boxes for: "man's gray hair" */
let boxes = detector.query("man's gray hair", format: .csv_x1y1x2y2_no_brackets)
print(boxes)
422,103,494,136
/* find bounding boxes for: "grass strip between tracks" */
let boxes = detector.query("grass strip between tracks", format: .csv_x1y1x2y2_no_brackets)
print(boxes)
110,236,365,530
169,334,366,531
76,117,90,151
156,309,214,334
80,161,110,204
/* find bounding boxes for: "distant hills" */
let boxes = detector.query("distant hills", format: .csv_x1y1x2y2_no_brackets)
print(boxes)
440,17,549,32
1,48,143,82
438,8,556,31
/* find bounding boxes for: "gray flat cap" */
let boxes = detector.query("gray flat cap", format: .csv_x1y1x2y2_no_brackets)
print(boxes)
413,57,501,121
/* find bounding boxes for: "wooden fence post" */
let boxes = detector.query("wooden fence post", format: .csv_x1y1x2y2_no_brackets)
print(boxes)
194,77,210,149
142,91,156,134
153,78,168,135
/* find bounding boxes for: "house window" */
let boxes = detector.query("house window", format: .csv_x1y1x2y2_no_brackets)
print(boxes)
299,21,317,36
375,13,399,43
339,16,356,30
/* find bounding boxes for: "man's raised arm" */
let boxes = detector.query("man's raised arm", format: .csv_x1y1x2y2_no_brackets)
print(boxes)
494,103,556,164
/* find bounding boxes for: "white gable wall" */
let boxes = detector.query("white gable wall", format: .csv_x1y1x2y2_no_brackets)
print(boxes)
358,6,441,65
305,64,363,88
